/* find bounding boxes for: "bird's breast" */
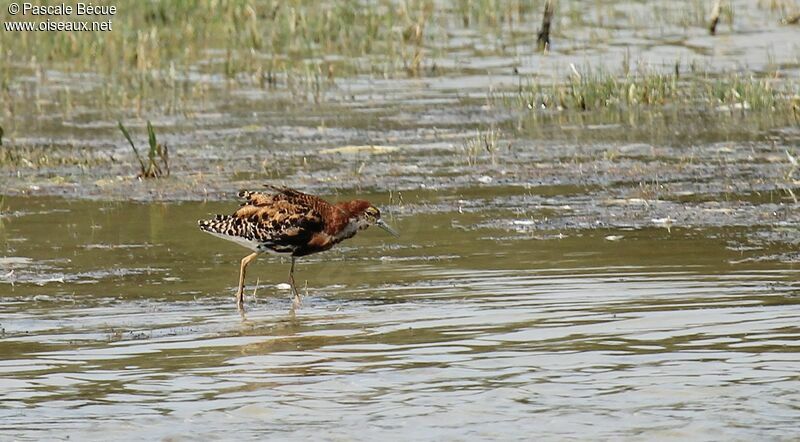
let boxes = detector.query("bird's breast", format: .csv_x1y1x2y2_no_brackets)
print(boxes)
333,220,360,242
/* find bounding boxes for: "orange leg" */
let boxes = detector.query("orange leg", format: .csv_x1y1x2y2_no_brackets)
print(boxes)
235,252,259,311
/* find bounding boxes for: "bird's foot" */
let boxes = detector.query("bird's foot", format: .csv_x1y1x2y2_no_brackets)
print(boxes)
289,278,302,310
235,291,245,313
292,292,302,310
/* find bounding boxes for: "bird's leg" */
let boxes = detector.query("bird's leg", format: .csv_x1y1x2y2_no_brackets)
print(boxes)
236,252,259,311
289,256,301,308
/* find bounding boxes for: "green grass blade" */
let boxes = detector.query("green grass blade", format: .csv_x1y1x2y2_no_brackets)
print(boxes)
146,121,163,176
118,121,146,172
147,120,157,157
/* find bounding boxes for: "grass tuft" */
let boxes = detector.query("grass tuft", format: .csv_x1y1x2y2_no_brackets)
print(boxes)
118,121,170,179
461,127,501,165
499,66,797,116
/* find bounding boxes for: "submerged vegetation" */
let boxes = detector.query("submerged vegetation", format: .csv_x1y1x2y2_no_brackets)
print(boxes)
0,144,109,172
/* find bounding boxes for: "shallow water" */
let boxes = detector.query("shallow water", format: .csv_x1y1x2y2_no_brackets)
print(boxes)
1,196,799,440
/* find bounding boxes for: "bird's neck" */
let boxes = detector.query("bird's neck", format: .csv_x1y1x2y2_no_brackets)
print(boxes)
335,200,368,215
325,200,369,242
325,201,359,237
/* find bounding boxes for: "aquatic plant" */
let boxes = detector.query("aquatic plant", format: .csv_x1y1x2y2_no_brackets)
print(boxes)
462,127,501,165
1,0,792,118
536,0,555,51
118,121,169,179
500,66,796,115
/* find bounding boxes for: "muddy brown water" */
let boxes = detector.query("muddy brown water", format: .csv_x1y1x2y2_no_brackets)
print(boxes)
1,195,799,440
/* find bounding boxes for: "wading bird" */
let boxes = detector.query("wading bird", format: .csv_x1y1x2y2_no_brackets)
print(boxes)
198,185,399,311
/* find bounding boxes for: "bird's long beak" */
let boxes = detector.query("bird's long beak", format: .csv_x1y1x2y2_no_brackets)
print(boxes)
375,219,400,237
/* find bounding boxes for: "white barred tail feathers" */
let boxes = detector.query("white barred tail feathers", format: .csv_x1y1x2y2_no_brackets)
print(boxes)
198,214,244,237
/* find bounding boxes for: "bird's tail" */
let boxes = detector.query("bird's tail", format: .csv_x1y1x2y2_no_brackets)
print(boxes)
197,214,242,236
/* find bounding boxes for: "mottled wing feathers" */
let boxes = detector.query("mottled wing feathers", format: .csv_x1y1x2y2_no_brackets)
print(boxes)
238,190,273,207
263,185,343,217
199,186,333,255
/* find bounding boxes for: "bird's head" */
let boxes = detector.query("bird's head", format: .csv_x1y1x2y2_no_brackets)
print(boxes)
348,201,400,237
